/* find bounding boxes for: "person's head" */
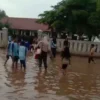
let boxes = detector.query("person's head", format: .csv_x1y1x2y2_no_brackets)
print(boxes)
9,40,11,42
65,37,68,41
13,37,18,42
20,41,25,46
91,44,95,48
42,35,49,44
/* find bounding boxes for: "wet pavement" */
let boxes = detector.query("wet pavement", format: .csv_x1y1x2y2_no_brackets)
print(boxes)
0,50,100,100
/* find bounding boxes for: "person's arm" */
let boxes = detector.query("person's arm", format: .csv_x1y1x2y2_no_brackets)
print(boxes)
7,43,10,52
25,48,27,57
35,41,41,49
52,41,57,47
12,43,14,56
17,45,19,55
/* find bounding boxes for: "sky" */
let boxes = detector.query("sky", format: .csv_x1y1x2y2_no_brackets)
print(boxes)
0,0,61,18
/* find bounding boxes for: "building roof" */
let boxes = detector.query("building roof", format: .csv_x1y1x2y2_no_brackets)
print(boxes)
1,17,49,31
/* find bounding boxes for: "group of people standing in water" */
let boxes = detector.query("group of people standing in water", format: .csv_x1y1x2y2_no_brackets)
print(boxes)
4,36,58,71
4,35,96,74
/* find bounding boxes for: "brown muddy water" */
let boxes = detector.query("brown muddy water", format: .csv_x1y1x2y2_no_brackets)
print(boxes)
0,50,100,100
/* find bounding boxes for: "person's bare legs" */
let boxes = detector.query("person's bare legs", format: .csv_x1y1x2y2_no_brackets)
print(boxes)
88,57,95,64
39,55,42,71
15,61,18,69
12,61,14,68
91,57,95,64
4,58,9,66
20,63,22,70
43,53,47,71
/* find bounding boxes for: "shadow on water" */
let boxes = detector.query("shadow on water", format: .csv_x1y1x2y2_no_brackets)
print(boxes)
0,52,100,100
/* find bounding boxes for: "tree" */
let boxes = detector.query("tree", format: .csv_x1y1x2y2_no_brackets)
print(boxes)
97,0,100,11
88,11,100,35
38,0,99,40
0,9,11,32
0,9,8,29
0,10,7,19
38,10,58,36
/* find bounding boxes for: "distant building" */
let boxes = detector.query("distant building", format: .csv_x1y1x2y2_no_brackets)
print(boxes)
1,17,50,37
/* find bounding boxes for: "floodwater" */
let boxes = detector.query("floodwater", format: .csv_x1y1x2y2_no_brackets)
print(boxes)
0,50,100,100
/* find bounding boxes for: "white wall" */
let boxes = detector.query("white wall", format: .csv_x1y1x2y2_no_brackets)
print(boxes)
0,27,8,48
56,39,100,56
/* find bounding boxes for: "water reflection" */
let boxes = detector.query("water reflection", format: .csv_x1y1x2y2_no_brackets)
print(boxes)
5,67,26,93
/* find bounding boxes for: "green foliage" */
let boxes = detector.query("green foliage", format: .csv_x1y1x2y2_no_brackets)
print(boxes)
0,9,10,30
97,0,100,11
38,0,100,37
89,11,100,27
0,10,7,19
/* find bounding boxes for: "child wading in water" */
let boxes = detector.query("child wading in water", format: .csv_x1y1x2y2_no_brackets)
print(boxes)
88,44,96,64
19,42,27,70
61,44,71,75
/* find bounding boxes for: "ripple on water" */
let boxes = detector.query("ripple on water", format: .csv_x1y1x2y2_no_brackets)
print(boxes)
0,53,100,100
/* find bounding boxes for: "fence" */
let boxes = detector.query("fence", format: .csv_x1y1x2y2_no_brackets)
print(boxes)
56,39,100,56
0,27,8,48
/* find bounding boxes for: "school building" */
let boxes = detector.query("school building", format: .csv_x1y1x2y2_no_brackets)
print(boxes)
1,17,51,37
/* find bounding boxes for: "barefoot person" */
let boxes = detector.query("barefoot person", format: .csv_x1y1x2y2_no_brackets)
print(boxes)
12,38,19,68
4,40,14,66
37,36,50,71
63,37,69,47
88,44,96,64
61,44,71,75
51,37,57,58
19,41,27,70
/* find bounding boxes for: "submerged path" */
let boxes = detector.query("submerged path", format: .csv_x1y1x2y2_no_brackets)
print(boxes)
0,50,100,100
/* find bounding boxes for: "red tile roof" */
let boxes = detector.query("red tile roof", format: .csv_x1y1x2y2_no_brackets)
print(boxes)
1,17,49,31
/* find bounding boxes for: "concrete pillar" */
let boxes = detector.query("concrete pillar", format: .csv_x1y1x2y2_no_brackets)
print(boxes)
32,32,34,36
87,43,91,52
30,31,31,36
38,30,43,40
2,27,8,47
57,34,60,38
82,43,87,52
97,44,100,53
24,31,26,36
21,30,23,35
0,31,2,47
78,42,82,52
73,41,78,52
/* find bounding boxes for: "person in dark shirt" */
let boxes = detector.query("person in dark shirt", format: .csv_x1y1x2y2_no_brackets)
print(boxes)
63,37,69,47
25,40,30,51
61,44,71,75
51,37,57,58
12,38,19,68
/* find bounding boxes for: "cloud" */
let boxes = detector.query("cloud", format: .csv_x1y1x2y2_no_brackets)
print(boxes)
0,0,61,18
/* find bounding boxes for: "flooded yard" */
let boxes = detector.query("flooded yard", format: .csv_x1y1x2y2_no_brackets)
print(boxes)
0,51,100,100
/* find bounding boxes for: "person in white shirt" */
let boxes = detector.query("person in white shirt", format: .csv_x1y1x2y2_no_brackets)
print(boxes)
37,36,50,71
